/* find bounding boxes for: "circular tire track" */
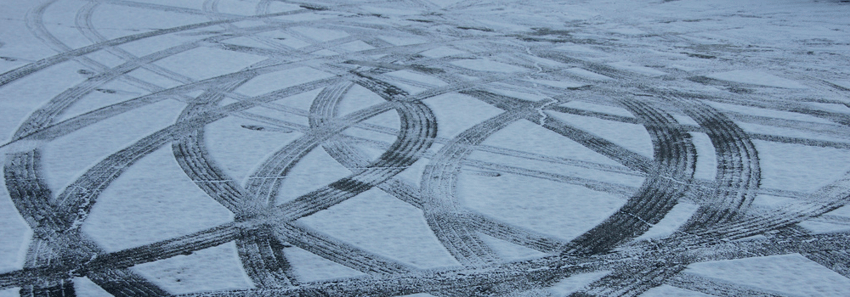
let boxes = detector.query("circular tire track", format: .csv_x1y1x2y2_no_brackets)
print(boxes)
2,0,850,296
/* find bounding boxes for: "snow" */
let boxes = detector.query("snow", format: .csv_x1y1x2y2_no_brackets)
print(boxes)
336,84,387,117
753,140,850,193
640,285,711,297
153,47,266,81
386,70,447,88
54,80,147,122
378,36,427,46
394,157,431,187
546,271,610,296
554,45,608,57
426,0,465,8
422,92,504,139
290,27,349,43
41,99,185,195
234,67,334,97
459,173,625,241
806,102,850,114
41,0,94,49
485,84,550,102
607,61,667,77
528,78,588,90
93,4,209,40
342,110,399,148
564,68,613,81
450,59,526,73
0,61,86,143
3,0,850,295
298,188,460,269
477,233,547,261
558,100,634,118
704,100,835,125
283,246,366,282
311,49,338,57
119,33,204,58
546,110,655,159
0,288,18,297
132,242,253,294
797,220,850,235
706,70,808,89
215,0,262,16
420,46,467,59
685,254,850,297
256,32,311,49
125,68,183,89
204,116,304,184
338,40,375,52
690,132,717,181
274,147,352,206
609,27,648,36
82,146,233,252
634,202,700,241
736,121,850,143
469,120,644,188
74,277,114,297
0,182,29,273
751,194,801,209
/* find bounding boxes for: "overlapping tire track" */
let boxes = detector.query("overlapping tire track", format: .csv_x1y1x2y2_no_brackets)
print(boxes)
3,75,338,295
309,79,575,257
0,6,308,87
170,77,432,284
169,79,301,288
419,110,528,267
553,98,694,257
5,0,850,296
4,147,170,296
670,97,761,232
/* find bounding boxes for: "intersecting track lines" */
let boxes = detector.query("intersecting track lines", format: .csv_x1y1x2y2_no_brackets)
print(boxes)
3,0,850,296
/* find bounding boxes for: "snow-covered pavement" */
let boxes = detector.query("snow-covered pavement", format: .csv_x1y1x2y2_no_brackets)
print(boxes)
2,0,850,296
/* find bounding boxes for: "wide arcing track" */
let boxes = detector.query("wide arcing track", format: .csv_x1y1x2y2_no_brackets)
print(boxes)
2,0,850,296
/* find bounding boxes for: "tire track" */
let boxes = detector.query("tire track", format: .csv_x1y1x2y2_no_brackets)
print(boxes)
169,79,299,287
555,98,695,257
671,97,761,232
166,231,850,297
6,1,850,295
270,223,416,275
420,111,524,267
569,263,688,297
0,7,307,88
171,80,418,283
5,202,850,295
4,144,170,296
660,168,850,248
451,90,696,259
226,79,436,275
308,80,574,256
1,76,339,294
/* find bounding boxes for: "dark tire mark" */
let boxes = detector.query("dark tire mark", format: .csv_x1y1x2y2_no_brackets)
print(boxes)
0,8,307,87
555,98,695,257
569,263,688,297
671,97,761,232
309,80,573,258
420,111,524,267
5,1,850,295
170,78,300,287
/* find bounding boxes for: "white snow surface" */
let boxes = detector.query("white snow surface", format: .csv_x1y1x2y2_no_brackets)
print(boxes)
2,0,850,295
685,254,850,296
706,70,808,89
